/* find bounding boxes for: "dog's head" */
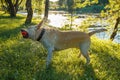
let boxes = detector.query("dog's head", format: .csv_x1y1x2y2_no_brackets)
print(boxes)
21,25,38,40
21,18,46,40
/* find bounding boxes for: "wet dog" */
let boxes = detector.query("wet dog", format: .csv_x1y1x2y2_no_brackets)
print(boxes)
21,19,107,67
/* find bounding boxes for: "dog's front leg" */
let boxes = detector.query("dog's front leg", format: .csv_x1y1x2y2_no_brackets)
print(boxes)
46,47,54,67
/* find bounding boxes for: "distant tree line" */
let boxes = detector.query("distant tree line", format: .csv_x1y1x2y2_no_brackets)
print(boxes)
58,0,109,13
0,0,22,17
0,0,119,41
58,0,120,41
0,0,44,24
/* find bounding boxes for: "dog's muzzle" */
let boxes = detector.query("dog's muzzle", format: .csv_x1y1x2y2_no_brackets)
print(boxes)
21,29,29,38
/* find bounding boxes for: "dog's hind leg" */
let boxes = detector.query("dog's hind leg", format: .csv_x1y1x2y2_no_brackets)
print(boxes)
79,42,90,64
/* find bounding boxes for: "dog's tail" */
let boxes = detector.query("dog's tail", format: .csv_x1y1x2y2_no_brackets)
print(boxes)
88,29,107,36
36,17,47,29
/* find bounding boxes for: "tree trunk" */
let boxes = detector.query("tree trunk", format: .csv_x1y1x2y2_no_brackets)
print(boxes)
44,0,49,19
6,0,16,17
14,0,22,15
25,0,33,24
9,5,16,17
37,0,49,28
5,0,22,17
110,17,120,41
70,12,73,29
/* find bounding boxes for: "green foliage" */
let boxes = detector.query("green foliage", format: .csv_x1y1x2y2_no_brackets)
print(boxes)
32,0,44,14
77,5,105,13
57,0,109,13
58,0,98,11
58,0,65,8
100,0,120,26
98,0,109,5
0,0,2,10
74,0,98,8
100,0,120,40
67,0,74,13
0,12,120,80
20,0,44,14
0,0,44,15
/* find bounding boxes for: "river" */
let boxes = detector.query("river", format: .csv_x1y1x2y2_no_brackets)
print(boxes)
18,11,120,43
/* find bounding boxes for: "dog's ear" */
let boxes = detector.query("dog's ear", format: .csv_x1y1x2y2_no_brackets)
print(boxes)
36,17,47,29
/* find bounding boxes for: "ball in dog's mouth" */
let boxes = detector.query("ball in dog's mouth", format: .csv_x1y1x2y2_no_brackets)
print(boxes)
21,29,29,38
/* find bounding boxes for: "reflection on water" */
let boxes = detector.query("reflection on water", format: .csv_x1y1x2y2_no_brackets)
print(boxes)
96,32,120,43
48,14,119,43
48,14,86,27
18,12,120,43
89,28,120,43
48,14,67,27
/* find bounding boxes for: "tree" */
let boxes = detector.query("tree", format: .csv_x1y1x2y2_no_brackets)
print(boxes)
32,0,44,14
44,0,49,19
2,0,23,17
66,0,74,28
110,17,120,41
37,0,49,28
101,0,120,41
58,0,67,9
25,0,33,24
58,0,98,28
98,0,109,5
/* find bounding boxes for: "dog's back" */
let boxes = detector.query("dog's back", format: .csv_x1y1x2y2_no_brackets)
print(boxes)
42,30,90,50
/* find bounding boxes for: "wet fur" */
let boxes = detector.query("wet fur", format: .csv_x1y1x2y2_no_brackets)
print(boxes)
21,26,107,67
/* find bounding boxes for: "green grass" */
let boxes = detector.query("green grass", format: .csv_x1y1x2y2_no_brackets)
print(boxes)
0,11,120,80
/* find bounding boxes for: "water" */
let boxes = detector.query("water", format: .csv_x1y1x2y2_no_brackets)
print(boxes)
18,11,120,43
48,14,119,43
47,14,91,28
48,14,68,27
89,28,120,43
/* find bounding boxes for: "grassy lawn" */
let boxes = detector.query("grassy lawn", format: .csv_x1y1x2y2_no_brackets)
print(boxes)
0,11,120,80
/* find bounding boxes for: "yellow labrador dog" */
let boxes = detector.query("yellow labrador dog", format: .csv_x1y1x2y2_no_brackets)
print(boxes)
21,19,107,67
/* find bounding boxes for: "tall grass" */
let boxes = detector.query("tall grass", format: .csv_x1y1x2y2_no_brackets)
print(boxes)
0,12,120,80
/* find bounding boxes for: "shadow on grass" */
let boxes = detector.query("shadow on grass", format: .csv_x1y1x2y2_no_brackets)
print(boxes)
0,39,98,80
0,38,46,80
34,62,98,80
0,14,25,19
0,24,24,41
34,65,75,80
80,64,98,79
96,51,120,79
0,14,26,42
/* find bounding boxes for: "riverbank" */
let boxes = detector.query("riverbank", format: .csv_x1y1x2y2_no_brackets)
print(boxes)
17,11,120,43
0,12,120,80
